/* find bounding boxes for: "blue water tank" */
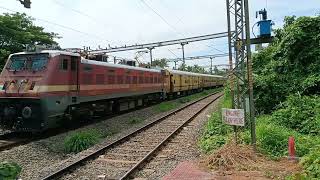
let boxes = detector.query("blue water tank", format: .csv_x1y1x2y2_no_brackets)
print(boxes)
258,20,272,37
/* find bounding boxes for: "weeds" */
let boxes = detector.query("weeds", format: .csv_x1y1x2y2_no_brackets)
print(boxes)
300,146,320,178
153,102,179,112
199,86,232,153
0,161,21,180
64,130,101,153
129,117,144,124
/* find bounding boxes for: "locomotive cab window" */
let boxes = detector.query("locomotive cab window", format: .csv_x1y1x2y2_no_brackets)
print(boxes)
71,57,77,71
61,59,68,70
8,54,49,71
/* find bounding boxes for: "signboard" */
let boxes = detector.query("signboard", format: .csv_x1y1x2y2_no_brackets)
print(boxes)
222,108,245,126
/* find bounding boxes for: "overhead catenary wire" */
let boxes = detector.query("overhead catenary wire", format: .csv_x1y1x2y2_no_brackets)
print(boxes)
0,6,112,45
139,0,228,67
139,0,186,38
51,0,99,22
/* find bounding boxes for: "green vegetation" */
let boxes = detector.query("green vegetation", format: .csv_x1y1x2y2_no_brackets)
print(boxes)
243,116,320,159
0,13,59,70
271,95,320,135
199,87,232,153
253,16,320,114
0,161,21,180
200,16,320,179
128,117,144,124
300,146,320,178
154,101,180,112
64,130,101,153
153,88,222,113
250,15,320,178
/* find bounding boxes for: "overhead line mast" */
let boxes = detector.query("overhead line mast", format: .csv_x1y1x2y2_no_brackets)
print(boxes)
226,0,256,149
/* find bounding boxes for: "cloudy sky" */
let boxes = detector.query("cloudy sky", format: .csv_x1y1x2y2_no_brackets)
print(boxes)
0,0,319,69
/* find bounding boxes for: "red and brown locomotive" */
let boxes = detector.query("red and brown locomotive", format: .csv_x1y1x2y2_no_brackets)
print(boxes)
0,50,225,132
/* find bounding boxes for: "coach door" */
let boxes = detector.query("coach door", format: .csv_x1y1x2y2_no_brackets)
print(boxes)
69,56,79,103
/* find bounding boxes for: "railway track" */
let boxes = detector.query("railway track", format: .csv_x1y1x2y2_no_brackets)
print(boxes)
0,132,31,151
39,91,222,180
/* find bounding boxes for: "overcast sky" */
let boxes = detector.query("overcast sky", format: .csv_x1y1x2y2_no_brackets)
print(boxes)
0,0,319,69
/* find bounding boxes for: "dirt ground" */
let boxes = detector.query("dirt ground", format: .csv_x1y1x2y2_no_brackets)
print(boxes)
199,143,302,179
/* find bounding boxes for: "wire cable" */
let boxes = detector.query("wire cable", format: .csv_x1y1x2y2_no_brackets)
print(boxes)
0,6,110,43
139,0,228,62
139,0,186,38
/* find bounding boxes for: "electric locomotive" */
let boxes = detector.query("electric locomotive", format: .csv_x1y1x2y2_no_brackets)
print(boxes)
0,50,225,132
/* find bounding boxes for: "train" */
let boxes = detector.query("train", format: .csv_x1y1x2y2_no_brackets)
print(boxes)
0,50,226,132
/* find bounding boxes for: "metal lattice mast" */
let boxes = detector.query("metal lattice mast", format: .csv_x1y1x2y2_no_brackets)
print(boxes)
226,0,256,149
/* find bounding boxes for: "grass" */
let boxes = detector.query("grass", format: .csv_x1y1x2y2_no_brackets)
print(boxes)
199,87,233,153
128,117,144,124
153,88,223,113
64,130,101,153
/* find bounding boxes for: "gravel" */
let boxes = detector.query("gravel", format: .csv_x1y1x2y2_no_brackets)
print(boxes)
0,94,207,180
133,95,222,179
41,93,221,180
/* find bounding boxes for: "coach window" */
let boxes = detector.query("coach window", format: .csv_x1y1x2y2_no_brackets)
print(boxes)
61,59,68,70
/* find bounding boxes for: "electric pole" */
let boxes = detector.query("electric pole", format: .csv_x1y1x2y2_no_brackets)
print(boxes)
181,42,188,70
210,57,213,74
148,47,154,66
226,0,256,150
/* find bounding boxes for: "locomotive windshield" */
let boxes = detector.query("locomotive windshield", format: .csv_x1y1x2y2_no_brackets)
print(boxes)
8,53,49,71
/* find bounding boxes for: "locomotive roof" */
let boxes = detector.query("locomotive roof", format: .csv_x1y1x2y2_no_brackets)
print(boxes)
167,69,225,78
12,50,80,57
81,58,162,73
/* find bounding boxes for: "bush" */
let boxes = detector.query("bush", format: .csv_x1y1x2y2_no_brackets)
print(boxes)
271,95,320,135
251,116,320,158
300,146,320,178
256,122,290,157
199,135,228,153
253,16,320,113
0,161,21,180
64,130,101,153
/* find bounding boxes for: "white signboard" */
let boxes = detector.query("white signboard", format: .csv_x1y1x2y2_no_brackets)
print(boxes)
222,108,245,126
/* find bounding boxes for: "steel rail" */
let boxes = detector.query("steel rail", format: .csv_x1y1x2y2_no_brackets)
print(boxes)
119,93,222,179
40,91,222,180
0,132,30,151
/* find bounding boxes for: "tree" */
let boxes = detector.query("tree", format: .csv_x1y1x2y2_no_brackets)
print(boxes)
0,13,60,70
151,58,168,68
253,16,320,113
179,64,207,74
